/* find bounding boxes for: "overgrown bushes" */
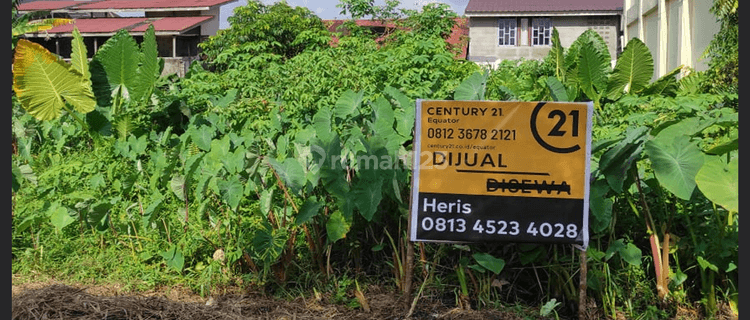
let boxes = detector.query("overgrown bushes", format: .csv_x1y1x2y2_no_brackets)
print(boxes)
12,0,738,319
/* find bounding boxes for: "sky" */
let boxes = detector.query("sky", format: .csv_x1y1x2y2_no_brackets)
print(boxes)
221,0,470,26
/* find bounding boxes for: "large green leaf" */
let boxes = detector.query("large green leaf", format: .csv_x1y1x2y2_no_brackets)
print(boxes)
644,135,704,200
252,223,287,263
580,29,612,66
576,41,609,101
326,210,351,243
598,126,648,192
472,253,505,275
549,28,566,81
132,24,159,103
295,197,324,226
695,155,738,213
454,70,488,100
371,95,395,136
546,76,570,102
159,246,185,272
641,65,681,97
619,243,643,266
49,203,76,232
606,38,653,99
565,29,610,78
222,147,246,174
589,179,613,233
333,89,363,120
266,157,306,194
312,106,334,142
605,239,642,266
12,39,96,120
190,125,215,152
650,117,714,146
11,163,22,193
218,175,244,211
384,86,415,138
70,27,90,82
312,136,350,198
170,174,186,201
90,29,141,104
352,177,383,221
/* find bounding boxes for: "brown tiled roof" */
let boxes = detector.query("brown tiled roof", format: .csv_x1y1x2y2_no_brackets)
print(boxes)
465,0,623,14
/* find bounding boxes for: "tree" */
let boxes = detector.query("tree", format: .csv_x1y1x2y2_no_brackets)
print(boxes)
398,3,458,40
336,0,401,20
198,0,330,68
701,0,738,108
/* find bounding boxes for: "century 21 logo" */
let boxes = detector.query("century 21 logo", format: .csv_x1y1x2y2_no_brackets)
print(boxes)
530,102,582,154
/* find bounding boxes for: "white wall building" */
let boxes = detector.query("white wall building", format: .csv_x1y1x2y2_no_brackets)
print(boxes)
623,0,721,79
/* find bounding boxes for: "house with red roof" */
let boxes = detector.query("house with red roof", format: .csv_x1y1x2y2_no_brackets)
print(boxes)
463,0,623,66
16,0,239,76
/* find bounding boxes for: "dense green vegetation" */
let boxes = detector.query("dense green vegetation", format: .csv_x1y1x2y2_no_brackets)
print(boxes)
12,0,738,319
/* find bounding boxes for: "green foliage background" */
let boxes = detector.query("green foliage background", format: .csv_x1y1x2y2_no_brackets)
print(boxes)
11,0,738,318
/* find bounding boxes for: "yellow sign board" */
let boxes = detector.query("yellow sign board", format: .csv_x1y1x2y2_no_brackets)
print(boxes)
410,100,592,245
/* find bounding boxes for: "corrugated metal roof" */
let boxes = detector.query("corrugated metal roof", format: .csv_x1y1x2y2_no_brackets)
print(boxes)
46,17,148,33
18,0,236,12
465,0,623,14
16,1,92,11
130,16,213,32
71,0,235,10
30,16,212,35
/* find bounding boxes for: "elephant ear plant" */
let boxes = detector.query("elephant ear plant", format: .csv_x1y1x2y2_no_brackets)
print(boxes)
12,31,96,125
13,24,163,141
543,28,738,317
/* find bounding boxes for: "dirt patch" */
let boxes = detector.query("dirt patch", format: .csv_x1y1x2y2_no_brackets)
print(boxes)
11,283,536,320
11,278,737,320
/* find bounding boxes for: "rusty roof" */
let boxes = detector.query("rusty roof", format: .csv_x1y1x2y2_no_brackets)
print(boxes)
465,0,623,14
27,16,212,35
18,0,236,12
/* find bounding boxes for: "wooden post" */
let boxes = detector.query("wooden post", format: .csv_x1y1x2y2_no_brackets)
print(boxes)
578,247,588,320
404,193,414,311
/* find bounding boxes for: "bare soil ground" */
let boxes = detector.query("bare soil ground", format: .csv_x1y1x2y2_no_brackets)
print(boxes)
11,275,737,320
11,278,536,320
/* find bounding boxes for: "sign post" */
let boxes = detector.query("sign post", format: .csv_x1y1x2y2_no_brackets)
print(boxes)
410,100,592,247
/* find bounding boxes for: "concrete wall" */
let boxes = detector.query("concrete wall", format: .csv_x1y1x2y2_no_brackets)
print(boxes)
468,15,620,66
161,57,200,77
642,9,659,79
623,0,720,79
200,7,222,36
692,0,718,71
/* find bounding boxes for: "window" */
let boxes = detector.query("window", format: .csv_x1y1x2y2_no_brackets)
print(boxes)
498,18,517,46
532,18,552,46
